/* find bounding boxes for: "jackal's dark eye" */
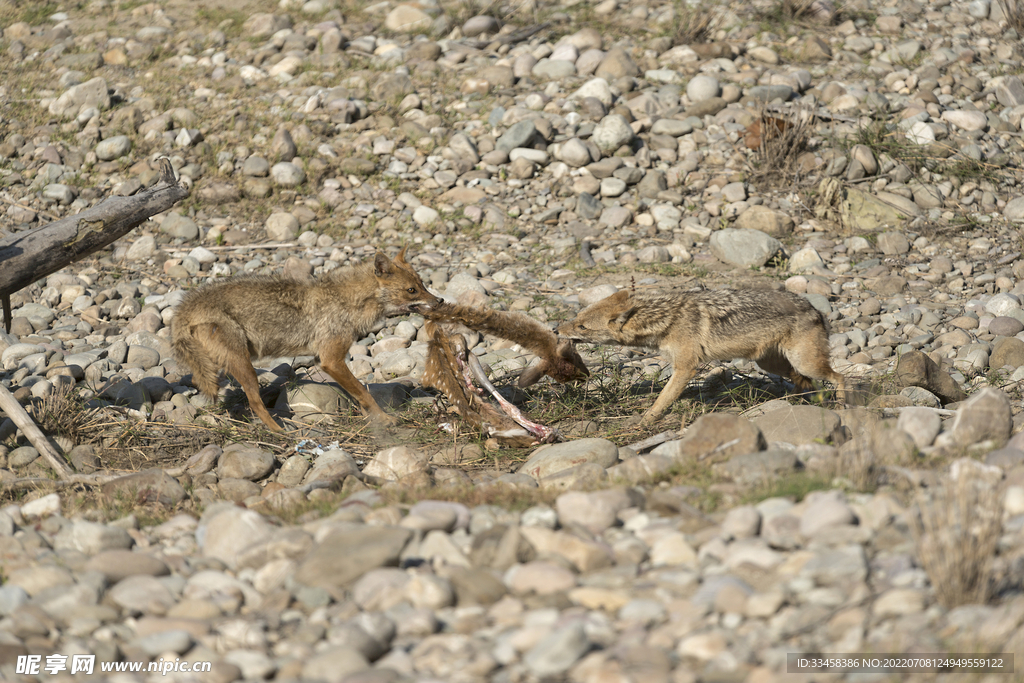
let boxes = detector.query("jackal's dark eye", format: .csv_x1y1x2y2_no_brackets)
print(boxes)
407,287,417,294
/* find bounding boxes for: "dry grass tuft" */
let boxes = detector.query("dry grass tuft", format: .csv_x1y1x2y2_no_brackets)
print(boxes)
754,0,837,25
671,1,715,46
778,0,822,20
993,0,1024,34
911,474,1002,608
834,437,880,492
31,383,99,445
746,107,815,191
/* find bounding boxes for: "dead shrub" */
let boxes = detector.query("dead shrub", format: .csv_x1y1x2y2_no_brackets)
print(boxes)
746,107,815,190
911,474,1002,608
31,382,96,445
834,437,879,492
671,1,715,46
778,0,820,20
993,0,1024,34
754,0,837,25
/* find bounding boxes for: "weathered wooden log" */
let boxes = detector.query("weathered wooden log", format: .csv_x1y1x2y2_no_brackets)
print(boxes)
3,473,124,492
0,157,188,331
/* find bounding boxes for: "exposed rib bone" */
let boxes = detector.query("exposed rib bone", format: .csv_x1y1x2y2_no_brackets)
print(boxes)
467,353,560,443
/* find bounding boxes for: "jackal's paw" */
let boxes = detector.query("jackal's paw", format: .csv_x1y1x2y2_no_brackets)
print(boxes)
638,411,664,428
256,416,286,433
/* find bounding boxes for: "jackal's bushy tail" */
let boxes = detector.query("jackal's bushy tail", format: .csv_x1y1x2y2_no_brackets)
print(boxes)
172,323,222,398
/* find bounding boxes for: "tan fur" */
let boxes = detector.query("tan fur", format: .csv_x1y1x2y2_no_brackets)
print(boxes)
421,321,536,447
171,248,440,432
423,301,589,388
422,321,476,420
557,287,847,425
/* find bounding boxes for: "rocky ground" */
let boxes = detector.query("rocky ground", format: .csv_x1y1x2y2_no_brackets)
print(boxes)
5,0,1024,680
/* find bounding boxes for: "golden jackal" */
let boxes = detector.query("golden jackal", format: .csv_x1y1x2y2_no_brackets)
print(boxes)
558,287,847,425
171,248,440,432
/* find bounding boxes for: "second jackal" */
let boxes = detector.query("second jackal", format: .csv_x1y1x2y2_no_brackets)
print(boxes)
171,248,440,432
558,287,847,425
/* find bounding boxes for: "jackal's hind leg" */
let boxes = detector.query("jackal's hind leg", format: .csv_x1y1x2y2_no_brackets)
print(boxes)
201,322,283,432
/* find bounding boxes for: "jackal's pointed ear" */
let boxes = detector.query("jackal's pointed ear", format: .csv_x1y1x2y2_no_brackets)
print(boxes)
395,246,409,265
610,307,638,331
373,251,393,277
605,290,630,307
603,290,633,330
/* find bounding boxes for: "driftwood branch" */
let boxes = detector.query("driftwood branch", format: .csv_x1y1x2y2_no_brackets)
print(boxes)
0,158,189,331
0,384,74,478
3,473,123,492
626,430,681,453
463,22,551,49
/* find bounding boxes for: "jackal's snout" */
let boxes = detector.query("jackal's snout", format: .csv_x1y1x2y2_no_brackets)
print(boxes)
409,292,443,313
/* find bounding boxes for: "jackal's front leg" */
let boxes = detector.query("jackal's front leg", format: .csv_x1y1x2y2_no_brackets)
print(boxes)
640,356,698,426
319,337,397,426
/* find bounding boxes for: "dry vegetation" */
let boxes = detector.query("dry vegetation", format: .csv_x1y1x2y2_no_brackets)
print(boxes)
912,475,1003,608
746,108,816,192
670,0,715,47
1,350,864,522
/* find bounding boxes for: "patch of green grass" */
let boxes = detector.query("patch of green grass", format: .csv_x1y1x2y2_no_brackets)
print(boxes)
528,361,649,428
60,487,176,528
839,119,930,173
693,370,791,408
437,0,517,34
939,156,1006,185
754,0,827,32
365,171,403,196
115,0,150,11
2,2,62,26
543,4,614,42
614,456,725,512
839,6,877,24
743,470,834,505
196,6,248,38
984,367,1017,395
